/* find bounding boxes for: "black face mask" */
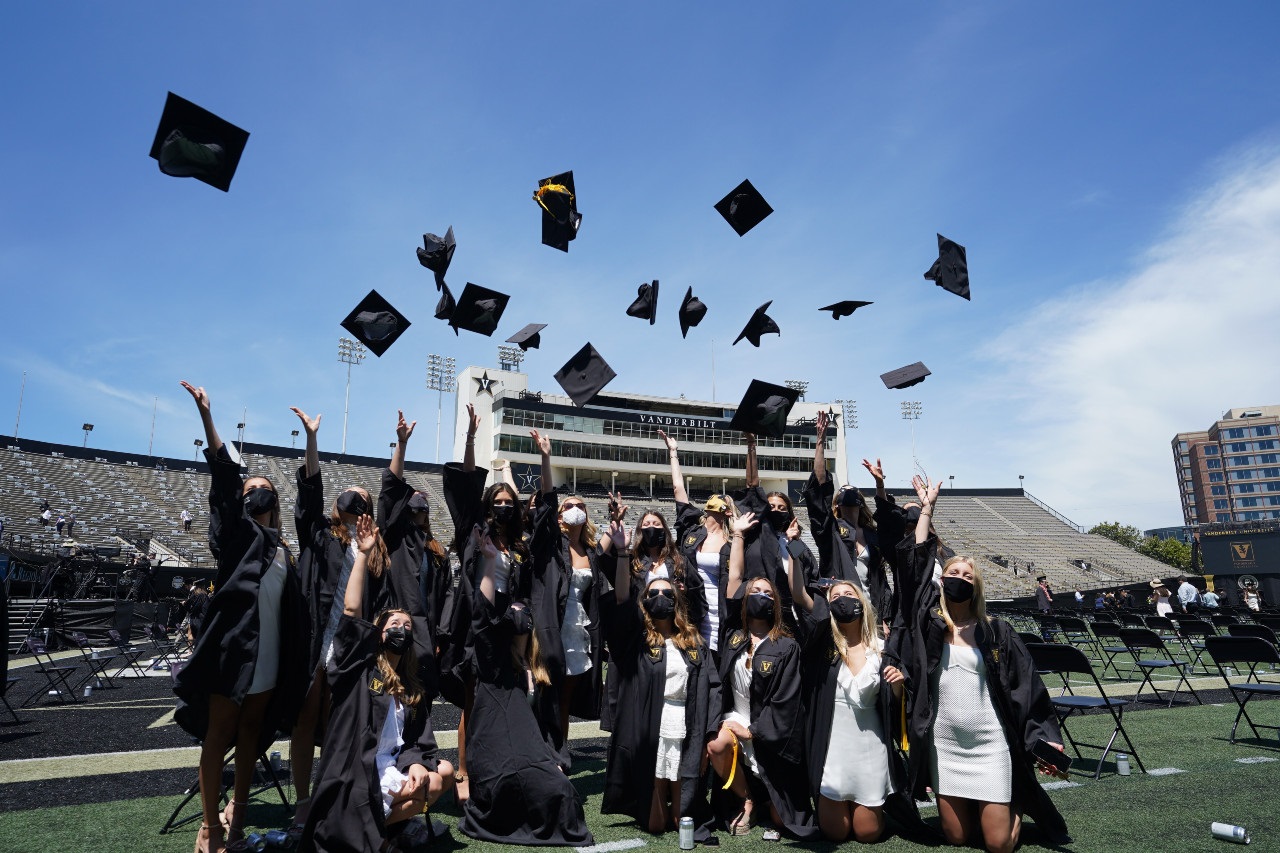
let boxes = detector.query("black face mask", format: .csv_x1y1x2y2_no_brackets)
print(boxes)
942,577,975,603
767,510,791,531
508,606,532,636
830,595,864,623
746,592,775,620
408,494,430,513
243,487,277,518
383,626,410,655
838,489,864,509
336,490,369,516
641,527,666,550
643,591,675,620
491,504,515,524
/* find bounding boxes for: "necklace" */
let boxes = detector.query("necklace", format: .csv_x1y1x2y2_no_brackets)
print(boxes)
952,618,977,629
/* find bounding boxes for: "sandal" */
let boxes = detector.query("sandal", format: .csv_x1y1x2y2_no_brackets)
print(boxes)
221,800,247,844
195,823,225,853
286,796,311,843
454,772,469,806
728,799,754,836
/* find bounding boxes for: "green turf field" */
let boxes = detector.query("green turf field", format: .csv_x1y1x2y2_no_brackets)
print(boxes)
2,701,1275,852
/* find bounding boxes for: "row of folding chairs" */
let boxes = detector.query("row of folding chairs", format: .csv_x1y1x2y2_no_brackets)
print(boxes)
12,625,187,708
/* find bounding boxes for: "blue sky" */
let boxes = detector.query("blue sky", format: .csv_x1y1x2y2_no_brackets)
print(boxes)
3,3,1280,531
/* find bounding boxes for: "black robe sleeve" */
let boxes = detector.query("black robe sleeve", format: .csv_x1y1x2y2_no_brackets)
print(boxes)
802,472,836,578
205,445,249,586
442,462,489,549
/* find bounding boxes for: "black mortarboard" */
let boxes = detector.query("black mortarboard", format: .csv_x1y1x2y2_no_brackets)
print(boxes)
506,323,547,351
149,92,250,193
341,290,411,357
554,343,617,407
819,300,873,319
729,380,799,439
714,179,773,236
534,170,582,252
880,362,931,389
679,287,707,338
733,301,781,347
626,281,660,325
416,226,456,289
449,283,509,337
434,282,457,324
923,234,970,300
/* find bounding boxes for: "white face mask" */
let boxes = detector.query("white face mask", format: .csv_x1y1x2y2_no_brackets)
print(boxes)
561,506,587,527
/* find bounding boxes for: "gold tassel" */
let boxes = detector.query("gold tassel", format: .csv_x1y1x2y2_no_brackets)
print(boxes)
721,731,739,790
532,183,573,216
899,695,909,753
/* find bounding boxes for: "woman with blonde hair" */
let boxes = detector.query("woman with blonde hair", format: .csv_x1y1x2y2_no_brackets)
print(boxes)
890,474,1067,853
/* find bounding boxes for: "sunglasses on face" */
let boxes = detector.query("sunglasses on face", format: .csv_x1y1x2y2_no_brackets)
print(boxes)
646,588,676,600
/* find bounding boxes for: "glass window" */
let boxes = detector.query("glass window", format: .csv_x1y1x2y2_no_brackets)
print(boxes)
1206,459,1222,469
1258,454,1278,464
1211,486,1226,496
1233,483,1257,494
1228,456,1253,467
1255,425,1275,436
1180,454,1190,465
1216,513,1231,522
1240,511,1263,521
1203,445,1219,455
1267,496,1280,507
1213,499,1229,509
1239,497,1259,507
1178,440,1188,451
1229,442,1249,453
1208,472,1225,482
1226,427,1246,439
1261,467,1280,478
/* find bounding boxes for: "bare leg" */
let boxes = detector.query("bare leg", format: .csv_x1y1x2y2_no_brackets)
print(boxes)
851,804,885,844
648,779,672,834
936,794,976,847
226,690,273,839
706,729,749,799
978,801,1020,853
198,695,239,852
455,678,475,802
818,796,852,842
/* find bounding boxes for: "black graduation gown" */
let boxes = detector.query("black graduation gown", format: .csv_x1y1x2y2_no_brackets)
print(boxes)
889,536,1069,843
173,446,308,747
528,489,610,766
730,486,797,631
674,501,732,653
301,615,442,852
802,473,890,621
601,579,721,841
457,586,593,847
711,624,819,840
376,467,441,704
794,596,921,832
435,463,489,708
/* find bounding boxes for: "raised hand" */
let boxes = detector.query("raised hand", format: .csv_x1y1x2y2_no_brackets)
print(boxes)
355,514,380,557
607,491,629,524
396,410,417,444
911,474,940,507
861,457,885,483
733,512,759,535
466,403,480,438
290,407,322,435
608,519,629,549
816,409,829,439
656,429,678,453
786,516,802,541
530,429,551,456
180,381,211,415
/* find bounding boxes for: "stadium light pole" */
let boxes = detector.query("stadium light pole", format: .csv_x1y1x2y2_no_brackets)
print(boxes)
425,353,457,464
338,337,367,456
235,417,246,461
834,399,857,482
497,346,524,373
13,371,26,441
1019,474,1025,492
82,423,94,447
291,429,300,449
194,438,204,461
900,400,923,473
784,379,809,401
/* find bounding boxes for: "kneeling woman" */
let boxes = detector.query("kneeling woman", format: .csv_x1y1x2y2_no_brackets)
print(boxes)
303,514,453,851
601,521,720,839
791,567,916,843
894,475,1067,853
705,513,818,840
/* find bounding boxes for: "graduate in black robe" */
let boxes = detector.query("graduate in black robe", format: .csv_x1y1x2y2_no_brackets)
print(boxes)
599,522,721,841
303,513,454,853
729,434,797,629
173,382,308,853
704,510,819,841
888,475,1069,852
375,410,445,707
457,526,593,846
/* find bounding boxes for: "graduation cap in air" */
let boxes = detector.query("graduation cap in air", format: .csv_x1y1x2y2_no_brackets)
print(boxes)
341,290,411,357
534,170,582,252
506,323,547,351
554,343,617,407
728,380,799,439
149,92,250,192
820,300,873,319
626,281,660,325
714,179,773,236
449,283,509,337
733,301,781,347
923,234,970,300
416,227,456,289
880,361,931,389
679,287,707,338
434,282,457,323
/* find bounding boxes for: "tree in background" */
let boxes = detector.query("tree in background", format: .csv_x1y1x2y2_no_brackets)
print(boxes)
1089,522,1142,550
1089,521,1192,571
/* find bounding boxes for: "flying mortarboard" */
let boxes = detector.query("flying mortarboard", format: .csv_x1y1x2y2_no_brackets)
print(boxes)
506,323,548,351
625,281,660,325
819,300,873,319
341,290,411,357
923,234,970,300
449,283,509,337
534,170,582,252
880,362,931,389
434,282,457,324
554,343,617,407
149,92,250,192
679,287,707,338
714,179,773,236
733,301,781,347
728,380,799,439
416,227,456,289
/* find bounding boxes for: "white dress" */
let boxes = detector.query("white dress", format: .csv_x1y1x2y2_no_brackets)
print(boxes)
1155,593,1173,617
247,536,288,695
695,551,721,651
560,567,593,676
376,698,409,815
820,649,894,806
930,643,1012,803
722,648,758,773
655,638,688,781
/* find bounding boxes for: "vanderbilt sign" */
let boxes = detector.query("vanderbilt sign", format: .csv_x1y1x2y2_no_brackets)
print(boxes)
637,414,725,429
1229,542,1257,568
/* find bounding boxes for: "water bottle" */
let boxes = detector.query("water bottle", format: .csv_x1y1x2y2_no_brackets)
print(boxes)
679,816,694,849
1116,753,1131,776
1211,822,1250,845
270,751,282,773
262,829,290,847
84,685,93,698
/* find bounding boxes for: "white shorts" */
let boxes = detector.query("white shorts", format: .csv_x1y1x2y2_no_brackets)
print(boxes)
380,764,410,815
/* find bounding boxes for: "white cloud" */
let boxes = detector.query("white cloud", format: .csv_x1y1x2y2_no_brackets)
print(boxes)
979,142,1280,530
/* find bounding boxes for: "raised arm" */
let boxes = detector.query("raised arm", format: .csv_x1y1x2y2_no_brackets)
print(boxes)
789,523,814,613
744,432,759,488
726,512,757,599
531,429,554,494
290,407,322,478
813,410,829,485
462,404,480,472
180,382,223,454
658,430,688,504
599,493,629,555
862,457,888,502
609,521,631,605
912,474,941,545
344,514,378,616
391,409,416,479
